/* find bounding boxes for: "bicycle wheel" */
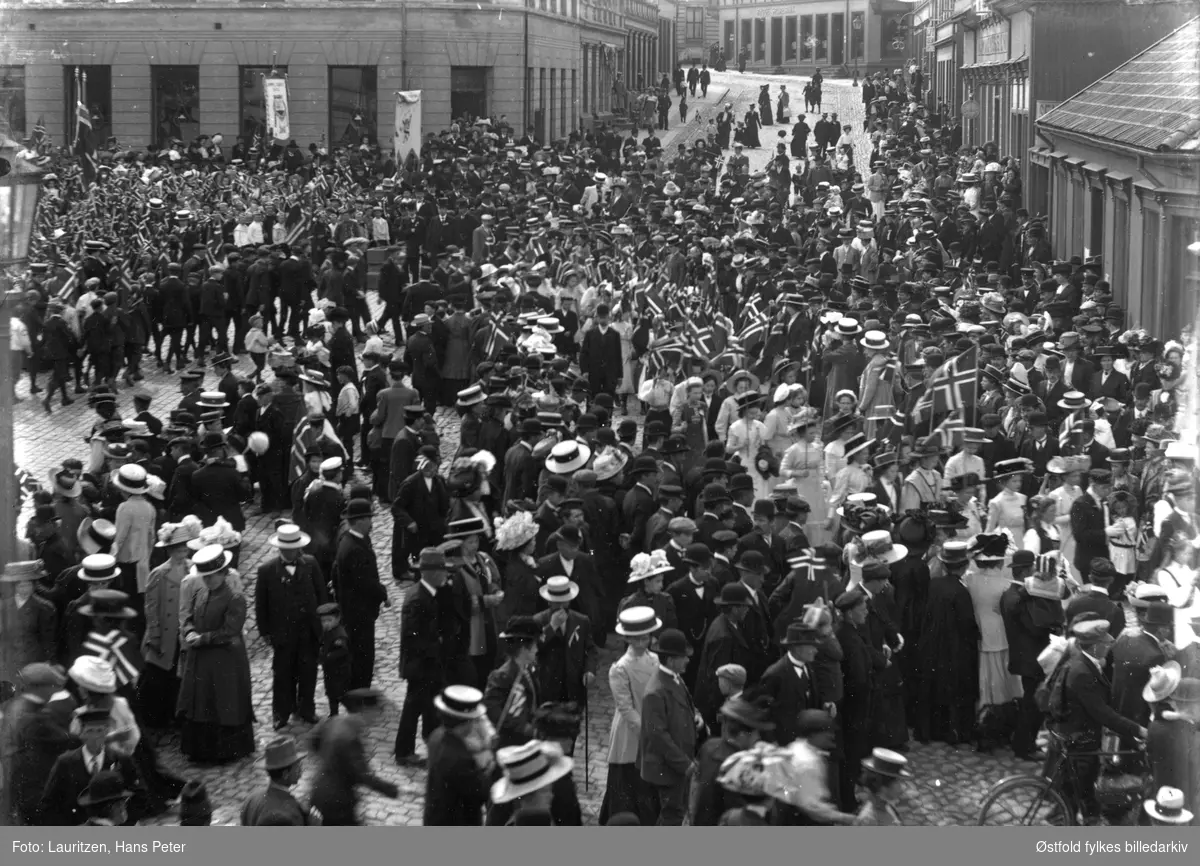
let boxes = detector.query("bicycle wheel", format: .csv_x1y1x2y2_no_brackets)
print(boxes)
977,775,1073,826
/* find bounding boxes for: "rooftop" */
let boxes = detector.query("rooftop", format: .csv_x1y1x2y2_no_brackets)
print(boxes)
1037,15,1200,152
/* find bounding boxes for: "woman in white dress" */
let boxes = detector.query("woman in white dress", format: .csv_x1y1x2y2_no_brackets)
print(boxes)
829,433,873,517
1046,457,1085,584
963,533,1023,707
986,458,1032,548
726,393,770,500
762,385,805,494
599,606,662,824
1155,531,1199,650
778,408,828,546
612,310,637,410
715,370,759,443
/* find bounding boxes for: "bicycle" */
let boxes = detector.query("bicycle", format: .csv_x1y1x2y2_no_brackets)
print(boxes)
977,731,1151,826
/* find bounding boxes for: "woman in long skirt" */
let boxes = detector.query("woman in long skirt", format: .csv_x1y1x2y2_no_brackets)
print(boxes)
778,409,829,546
176,543,256,764
138,519,200,728
598,607,661,825
962,534,1023,709
726,394,771,501
758,85,773,127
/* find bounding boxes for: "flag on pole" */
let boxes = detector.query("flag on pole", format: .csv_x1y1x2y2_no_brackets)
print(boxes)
263,75,290,142
931,412,967,450
74,76,98,187
394,91,423,164
913,345,979,420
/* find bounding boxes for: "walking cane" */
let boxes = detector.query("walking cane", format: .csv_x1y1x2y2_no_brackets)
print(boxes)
583,690,590,792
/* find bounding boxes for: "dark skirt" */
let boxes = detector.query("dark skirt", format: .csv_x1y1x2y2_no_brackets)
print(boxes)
644,408,672,431
136,663,181,728
598,762,655,826
180,719,256,765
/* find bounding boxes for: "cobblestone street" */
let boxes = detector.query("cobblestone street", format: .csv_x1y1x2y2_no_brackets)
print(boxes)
12,72,1022,826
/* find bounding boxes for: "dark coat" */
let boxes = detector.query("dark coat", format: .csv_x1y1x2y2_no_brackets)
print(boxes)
1053,651,1141,744
39,745,141,826
1105,628,1166,728
532,608,597,705
483,658,540,748
423,725,492,826
690,735,740,826
693,614,760,729
665,574,719,663
999,583,1064,678
309,715,399,825
836,620,882,735
1069,491,1109,576
405,330,440,390
189,459,250,530
0,695,73,825
639,667,697,787
400,581,446,682
1064,589,1125,643
331,531,387,628
534,553,604,631
255,553,328,648
757,654,822,745
502,441,539,507
391,472,450,551
579,326,623,388
241,784,318,825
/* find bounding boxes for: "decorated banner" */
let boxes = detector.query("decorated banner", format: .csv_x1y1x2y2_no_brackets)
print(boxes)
263,75,290,142
394,90,422,164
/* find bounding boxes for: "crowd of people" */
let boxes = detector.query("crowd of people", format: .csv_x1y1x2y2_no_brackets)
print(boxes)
1,67,1198,830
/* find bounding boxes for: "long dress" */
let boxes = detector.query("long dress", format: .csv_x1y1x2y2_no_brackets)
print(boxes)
986,489,1027,550
1049,482,1082,582
963,564,1023,706
613,320,636,396
744,110,761,148
758,91,773,127
779,439,829,546
176,580,256,764
727,417,770,500
912,575,981,745
440,311,473,401
599,647,660,825
673,402,709,480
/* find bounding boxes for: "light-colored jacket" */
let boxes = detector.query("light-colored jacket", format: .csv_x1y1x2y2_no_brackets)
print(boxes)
113,495,157,592
607,648,660,764
142,559,186,671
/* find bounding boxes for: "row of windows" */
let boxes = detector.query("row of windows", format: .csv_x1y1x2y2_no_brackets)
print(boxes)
0,64,378,148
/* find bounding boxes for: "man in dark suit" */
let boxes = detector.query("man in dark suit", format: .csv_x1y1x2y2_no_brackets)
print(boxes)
190,433,251,533
692,583,759,731
756,621,823,746
241,735,319,825
666,543,719,691
302,457,346,582
623,456,661,554
639,629,698,826
833,589,883,812
386,405,426,505
533,577,598,710
502,419,542,508
579,304,623,398
391,447,449,582
396,549,452,766
332,499,388,690
1092,349,1130,403
1049,618,1145,824
1060,336,1095,399
1069,470,1114,576
406,314,441,415
39,706,143,826
1064,559,1124,641
735,499,788,596
423,685,495,826
1105,601,1173,765
1018,412,1059,495
257,524,329,730
1036,361,1070,429
535,527,606,646
374,247,407,340
0,663,73,826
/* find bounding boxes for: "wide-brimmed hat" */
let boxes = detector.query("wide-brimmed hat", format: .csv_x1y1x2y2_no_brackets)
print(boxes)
860,330,890,352
835,318,863,338
653,628,694,658
994,457,1033,478
781,621,822,647
592,450,628,481
190,543,233,577
1144,786,1193,825
78,588,137,619
79,553,120,583
726,369,760,393
938,540,972,566
297,369,328,388
69,655,117,694
861,747,913,779
493,510,539,551
545,440,591,474
627,551,674,584
456,384,486,408
111,464,150,495
1057,391,1089,412
615,605,663,637
1143,661,1182,704
77,770,133,807
269,523,312,549
539,575,580,604
0,560,45,584
719,694,776,731
78,518,117,555
155,518,202,549
434,684,487,720
855,530,907,564
490,740,575,804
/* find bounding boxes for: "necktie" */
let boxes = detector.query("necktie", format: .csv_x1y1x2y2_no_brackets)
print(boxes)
89,755,101,776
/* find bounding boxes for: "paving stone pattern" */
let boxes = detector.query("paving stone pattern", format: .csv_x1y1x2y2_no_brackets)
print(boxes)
12,73,1022,826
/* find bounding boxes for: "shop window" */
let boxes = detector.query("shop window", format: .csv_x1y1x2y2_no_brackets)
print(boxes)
64,66,112,148
151,65,200,147
329,66,378,147
451,66,488,124
800,16,813,61
815,14,828,61
830,13,844,66
0,66,25,137
754,19,765,62
785,17,797,61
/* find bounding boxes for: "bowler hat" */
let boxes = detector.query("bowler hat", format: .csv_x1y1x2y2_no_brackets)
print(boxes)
781,621,822,647
77,770,133,807
653,628,694,657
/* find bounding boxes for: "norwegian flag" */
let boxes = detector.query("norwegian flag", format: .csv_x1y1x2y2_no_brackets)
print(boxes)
485,316,515,360
83,629,144,687
686,322,715,357
646,338,687,376
31,115,46,147
1059,410,1086,450
877,406,909,449
289,414,349,482
205,232,224,268
283,213,312,248
930,412,967,450
788,549,835,600
74,95,98,187
639,284,666,319
738,317,769,355
913,345,978,420
56,264,80,303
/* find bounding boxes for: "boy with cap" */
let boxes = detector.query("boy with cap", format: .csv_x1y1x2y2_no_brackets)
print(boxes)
318,603,352,717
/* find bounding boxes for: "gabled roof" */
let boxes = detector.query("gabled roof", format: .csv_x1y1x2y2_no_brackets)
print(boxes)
1037,16,1200,152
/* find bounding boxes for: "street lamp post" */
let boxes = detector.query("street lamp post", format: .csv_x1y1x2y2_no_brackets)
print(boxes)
0,135,45,571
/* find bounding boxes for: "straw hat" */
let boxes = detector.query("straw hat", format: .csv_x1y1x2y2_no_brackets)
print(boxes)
434,684,487,720
539,575,580,604
268,523,311,550
190,543,233,577
545,441,591,474
1144,786,1193,825
861,747,913,779
490,740,574,804
627,550,674,584
68,656,117,695
615,605,662,637
0,560,45,584
1142,662,1182,704
854,529,907,565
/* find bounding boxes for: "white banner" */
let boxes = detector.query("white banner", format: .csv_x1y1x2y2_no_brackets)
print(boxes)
264,76,290,142
394,90,422,165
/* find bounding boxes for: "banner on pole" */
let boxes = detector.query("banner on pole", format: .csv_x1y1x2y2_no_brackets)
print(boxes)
264,76,290,142
394,90,422,165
